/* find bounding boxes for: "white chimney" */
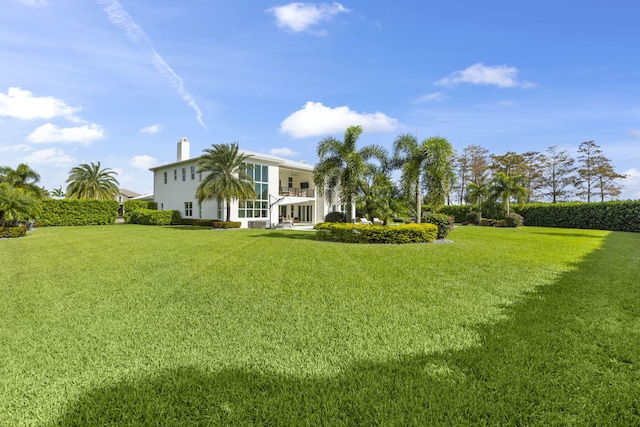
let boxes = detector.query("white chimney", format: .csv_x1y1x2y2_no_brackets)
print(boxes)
177,137,190,161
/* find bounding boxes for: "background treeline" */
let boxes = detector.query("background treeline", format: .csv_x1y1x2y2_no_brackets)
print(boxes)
451,140,626,205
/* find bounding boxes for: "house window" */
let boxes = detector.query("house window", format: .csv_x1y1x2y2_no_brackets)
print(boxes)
184,202,193,217
163,171,168,184
238,162,269,218
182,168,186,181
190,166,195,180
174,170,177,181
160,203,164,210
199,172,202,182
118,196,123,202
288,176,293,188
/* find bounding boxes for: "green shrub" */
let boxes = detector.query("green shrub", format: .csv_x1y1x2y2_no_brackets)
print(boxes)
212,221,241,229
504,213,524,228
0,226,27,238
314,222,438,244
324,211,347,223
466,211,480,225
127,209,180,225
515,200,640,232
38,199,118,226
179,218,216,227
423,214,454,239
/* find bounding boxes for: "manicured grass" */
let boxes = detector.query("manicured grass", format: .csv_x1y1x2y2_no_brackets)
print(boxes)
1,224,638,425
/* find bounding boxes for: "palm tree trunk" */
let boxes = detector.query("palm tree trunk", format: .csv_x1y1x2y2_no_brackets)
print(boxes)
415,187,421,223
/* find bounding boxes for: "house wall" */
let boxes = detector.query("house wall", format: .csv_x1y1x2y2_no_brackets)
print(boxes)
153,160,216,220
150,141,334,227
152,158,291,228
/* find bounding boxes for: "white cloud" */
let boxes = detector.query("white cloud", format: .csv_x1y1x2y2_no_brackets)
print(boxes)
0,144,30,152
0,87,80,120
629,129,640,138
130,154,158,170
435,63,532,88
415,92,446,103
270,147,299,157
280,101,400,138
25,123,105,144
98,0,206,129
267,2,349,34
140,124,163,134
23,148,74,165
622,168,640,200
112,167,132,184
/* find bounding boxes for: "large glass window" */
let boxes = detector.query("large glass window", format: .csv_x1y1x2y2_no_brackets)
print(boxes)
238,163,269,218
182,168,186,181
163,171,167,184
184,202,193,217
190,166,195,180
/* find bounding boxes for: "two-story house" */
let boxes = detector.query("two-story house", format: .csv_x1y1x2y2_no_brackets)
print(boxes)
150,137,344,228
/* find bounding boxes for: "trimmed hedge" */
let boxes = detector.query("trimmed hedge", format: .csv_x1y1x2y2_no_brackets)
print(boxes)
436,205,474,223
515,201,640,232
38,199,118,226
127,208,181,225
1,226,27,238
123,199,157,212
212,221,241,229
179,218,216,227
314,222,438,244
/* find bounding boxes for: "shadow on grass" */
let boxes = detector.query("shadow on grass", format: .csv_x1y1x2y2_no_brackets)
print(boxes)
162,226,215,231
251,230,318,241
50,232,640,426
528,229,608,239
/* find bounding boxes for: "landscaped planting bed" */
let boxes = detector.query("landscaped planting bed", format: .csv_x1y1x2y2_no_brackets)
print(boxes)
1,225,638,425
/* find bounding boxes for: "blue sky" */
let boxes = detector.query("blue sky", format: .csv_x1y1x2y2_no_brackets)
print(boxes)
1,0,639,199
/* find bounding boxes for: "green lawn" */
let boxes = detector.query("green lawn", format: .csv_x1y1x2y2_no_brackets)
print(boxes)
1,224,638,426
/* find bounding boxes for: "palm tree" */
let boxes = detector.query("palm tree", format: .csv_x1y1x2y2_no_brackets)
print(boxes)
393,134,428,223
314,125,387,223
393,135,454,221
423,136,455,211
356,163,397,223
196,142,256,222
465,181,490,223
0,183,42,227
357,171,412,224
0,163,45,198
50,186,65,199
490,172,528,214
66,162,120,200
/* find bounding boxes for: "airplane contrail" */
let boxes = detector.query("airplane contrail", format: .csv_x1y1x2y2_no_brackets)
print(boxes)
97,0,207,129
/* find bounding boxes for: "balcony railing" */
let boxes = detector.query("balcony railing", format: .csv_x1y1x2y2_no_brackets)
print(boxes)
279,187,315,197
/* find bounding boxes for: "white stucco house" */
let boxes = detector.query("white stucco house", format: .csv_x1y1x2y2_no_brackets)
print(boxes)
150,137,346,228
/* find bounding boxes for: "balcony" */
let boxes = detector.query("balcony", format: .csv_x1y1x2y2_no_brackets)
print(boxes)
279,187,315,197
